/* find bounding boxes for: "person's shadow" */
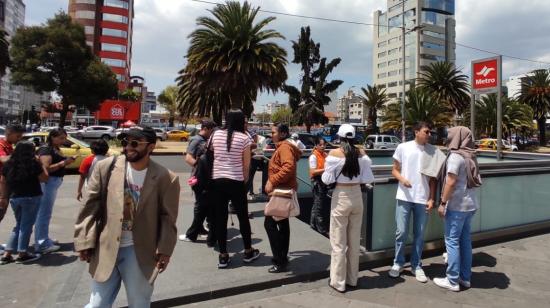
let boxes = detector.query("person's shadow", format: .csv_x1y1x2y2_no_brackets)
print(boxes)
31,242,78,267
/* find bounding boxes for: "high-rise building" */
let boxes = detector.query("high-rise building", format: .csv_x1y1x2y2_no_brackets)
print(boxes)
68,0,134,90
336,89,364,124
0,0,50,124
372,0,456,100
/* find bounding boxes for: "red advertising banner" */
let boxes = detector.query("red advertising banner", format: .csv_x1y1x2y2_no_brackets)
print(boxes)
95,100,141,122
471,57,501,93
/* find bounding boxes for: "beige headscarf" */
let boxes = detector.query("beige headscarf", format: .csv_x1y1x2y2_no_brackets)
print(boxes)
445,126,482,188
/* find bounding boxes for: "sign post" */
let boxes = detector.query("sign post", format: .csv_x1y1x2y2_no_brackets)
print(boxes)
471,56,502,160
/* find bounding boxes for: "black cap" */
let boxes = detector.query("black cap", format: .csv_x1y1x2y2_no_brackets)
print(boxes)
118,126,157,143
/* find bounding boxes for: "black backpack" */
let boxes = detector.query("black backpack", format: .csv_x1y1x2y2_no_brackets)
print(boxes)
191,138,214,194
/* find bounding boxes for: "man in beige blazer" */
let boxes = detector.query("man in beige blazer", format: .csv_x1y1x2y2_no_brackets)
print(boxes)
74,126,180,307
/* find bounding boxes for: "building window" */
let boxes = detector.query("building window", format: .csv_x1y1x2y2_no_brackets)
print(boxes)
103,13,128,24
388,59,398,66
84,26,94,35
388,15,402,29
388,82,398,88
101,43,127,53
378,84,386,89
421,42,445,50
102,28,128,38
424,0,454,15
378,13,387,36
378,41,387,48
75,10,95,19
388,93,397,98
104,0,129,9
388,48,398,55
420,54,446,61
422,30,445,39
102,58,125,67
378,62,387,68
421,11,449,27
75,0,96,4
388,70,398,77
377,73,387,79
388,37,399,44
378,51,387,58
116,74,126,82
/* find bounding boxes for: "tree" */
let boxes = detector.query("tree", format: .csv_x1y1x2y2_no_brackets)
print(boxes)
182,1,287,116
283,26,343,132
255,112,271,124
271,106,297,126
381,87,454,132
158,85,179,127
119,88,141,102
0,27,9,76
517,69,550,145
417,61,470,114
9,12,117,127
360,84,389,134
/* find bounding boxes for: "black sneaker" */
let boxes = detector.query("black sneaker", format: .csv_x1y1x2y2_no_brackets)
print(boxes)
15,253,41,264
243,249,260,263
0,255,14,265
218,254,230,269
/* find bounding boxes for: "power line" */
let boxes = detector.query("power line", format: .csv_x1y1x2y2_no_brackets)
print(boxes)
190,0,550,66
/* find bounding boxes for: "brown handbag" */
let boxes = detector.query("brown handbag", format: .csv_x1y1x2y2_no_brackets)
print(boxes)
264,189,300,220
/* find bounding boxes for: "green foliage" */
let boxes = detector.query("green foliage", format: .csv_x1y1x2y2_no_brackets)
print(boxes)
158,85,179,127
9,12,117,127
417,61,470,113
119,89,141,102
178,0,287,119
271,106,297,126
517,69,550,145
0,27,9,76
360,84,389,134
284,26,342,132
255,112,271,124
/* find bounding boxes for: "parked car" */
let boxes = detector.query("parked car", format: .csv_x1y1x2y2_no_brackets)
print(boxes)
262,133,337,151
476,138,518,151
364,134,401,150
74,125,116,141
166,130,190,142
21,132,119,169
154,128,168,141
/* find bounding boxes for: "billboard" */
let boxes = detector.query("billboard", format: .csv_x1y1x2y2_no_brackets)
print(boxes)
471,56,501,94
95,100,141,122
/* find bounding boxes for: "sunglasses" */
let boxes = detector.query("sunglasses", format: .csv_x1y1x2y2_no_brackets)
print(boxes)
121,139,150,148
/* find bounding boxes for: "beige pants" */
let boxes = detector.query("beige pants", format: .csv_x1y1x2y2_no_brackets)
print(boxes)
329,185,364,291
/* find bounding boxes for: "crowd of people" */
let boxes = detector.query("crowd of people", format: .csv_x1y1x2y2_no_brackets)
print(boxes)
0,113,482,306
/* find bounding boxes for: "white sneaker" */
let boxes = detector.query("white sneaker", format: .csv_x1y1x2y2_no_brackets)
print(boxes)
389,264,403,278
433,277,460,292
178,234,193,242
458,279,471,288
415,268,428,283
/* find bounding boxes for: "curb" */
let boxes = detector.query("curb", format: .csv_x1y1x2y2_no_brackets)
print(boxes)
151,151,184,156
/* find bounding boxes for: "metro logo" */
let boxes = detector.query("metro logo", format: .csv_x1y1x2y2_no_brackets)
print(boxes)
472,59,498,90
110,104,124,119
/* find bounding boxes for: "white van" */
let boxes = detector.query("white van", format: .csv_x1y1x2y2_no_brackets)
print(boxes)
365,134,401,150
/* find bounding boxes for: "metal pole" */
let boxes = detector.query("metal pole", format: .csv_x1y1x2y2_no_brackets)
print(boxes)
470,93,475,140
496,55,503,160
401,3,406,142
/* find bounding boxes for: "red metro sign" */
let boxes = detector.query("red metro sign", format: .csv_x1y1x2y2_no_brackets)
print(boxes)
110,104,125,120
471,56,501,94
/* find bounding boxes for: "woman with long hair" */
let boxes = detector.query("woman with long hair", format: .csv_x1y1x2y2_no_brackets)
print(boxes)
0,142,48,264
264,123,302,273
35,128,75,253
211,109,259,268
322,124,374,292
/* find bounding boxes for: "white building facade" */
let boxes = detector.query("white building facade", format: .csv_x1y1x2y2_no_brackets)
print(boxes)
336,89,365,124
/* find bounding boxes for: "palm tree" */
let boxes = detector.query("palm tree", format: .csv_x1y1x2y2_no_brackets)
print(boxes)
417,61,470,114
360,84,389,133
0,27,9,76
183,1,287,115
380,87,454,132
158,85,179,127
517,69,550,145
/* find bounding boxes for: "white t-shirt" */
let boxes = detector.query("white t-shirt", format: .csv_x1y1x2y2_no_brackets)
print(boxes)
120,163,147,247
308,155,318,169
393,141,430,204
321,155,375,185
446,153,478,212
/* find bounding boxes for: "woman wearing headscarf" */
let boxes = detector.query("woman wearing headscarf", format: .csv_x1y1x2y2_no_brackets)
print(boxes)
433,126,482,292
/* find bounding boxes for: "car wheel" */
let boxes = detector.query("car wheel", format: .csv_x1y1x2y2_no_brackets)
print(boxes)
101,135,111,141
180,137,188,142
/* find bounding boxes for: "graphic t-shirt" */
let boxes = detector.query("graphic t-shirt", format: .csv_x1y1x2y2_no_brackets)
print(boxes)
120,163,147,247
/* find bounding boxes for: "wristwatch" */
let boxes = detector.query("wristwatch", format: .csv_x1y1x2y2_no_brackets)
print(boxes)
439,200,447,207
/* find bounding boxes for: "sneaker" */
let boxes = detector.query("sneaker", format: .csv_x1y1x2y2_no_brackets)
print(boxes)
218,254,230,268
433,277,460,292
415,268,428,283
0,255,14,265
178,234,195,242
243,249,260,263
458,279,471,288
40,244,60,254
389,264,403,278
15,253,41,264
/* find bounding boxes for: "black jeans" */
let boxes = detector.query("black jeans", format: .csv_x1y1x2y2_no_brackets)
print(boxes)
310,178,330,234
185,191,215,243
212,178,252,254
247,158,268,195
264,216,290,266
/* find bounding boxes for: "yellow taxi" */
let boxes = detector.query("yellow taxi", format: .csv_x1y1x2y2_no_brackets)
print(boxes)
476,138,518,151
166,130,190,142
21,132,119,169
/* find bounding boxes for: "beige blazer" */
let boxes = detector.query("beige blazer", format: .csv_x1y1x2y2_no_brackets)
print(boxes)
74,155,180,283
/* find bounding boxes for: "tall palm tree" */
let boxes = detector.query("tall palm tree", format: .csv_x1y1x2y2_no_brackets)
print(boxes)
183,1,287,115
517,69,550,145
417,61,470,114
360,84,389,133
381,87,454,132
0,27,9,76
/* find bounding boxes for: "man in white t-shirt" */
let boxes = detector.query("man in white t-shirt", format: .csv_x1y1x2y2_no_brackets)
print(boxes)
389,122,437,283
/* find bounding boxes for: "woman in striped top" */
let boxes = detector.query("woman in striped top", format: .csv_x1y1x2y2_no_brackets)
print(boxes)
211,109,260,268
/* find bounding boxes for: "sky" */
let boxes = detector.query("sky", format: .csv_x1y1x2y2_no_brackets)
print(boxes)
25,0,550,111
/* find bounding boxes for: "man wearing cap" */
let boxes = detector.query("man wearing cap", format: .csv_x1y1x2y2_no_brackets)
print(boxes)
389,121,437,283
0,124,26,225
179,120,216,245
290,133,306,151
74,126,180,307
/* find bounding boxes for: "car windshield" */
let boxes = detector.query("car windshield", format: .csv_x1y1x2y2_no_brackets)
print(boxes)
69,136,90,147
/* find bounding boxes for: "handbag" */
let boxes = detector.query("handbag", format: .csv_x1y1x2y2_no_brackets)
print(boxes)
265,189,300,220
326,169,343,199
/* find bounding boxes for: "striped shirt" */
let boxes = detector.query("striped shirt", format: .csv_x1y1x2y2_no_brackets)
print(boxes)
211,129,251,181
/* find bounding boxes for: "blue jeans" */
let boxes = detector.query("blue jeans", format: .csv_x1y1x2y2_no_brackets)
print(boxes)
5,196,41,253
35,176,63,250
393,200,428,270
87,246,154,308
445,210,476,285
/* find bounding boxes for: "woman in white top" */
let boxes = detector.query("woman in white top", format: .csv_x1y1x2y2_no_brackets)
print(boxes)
322,124,374,293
